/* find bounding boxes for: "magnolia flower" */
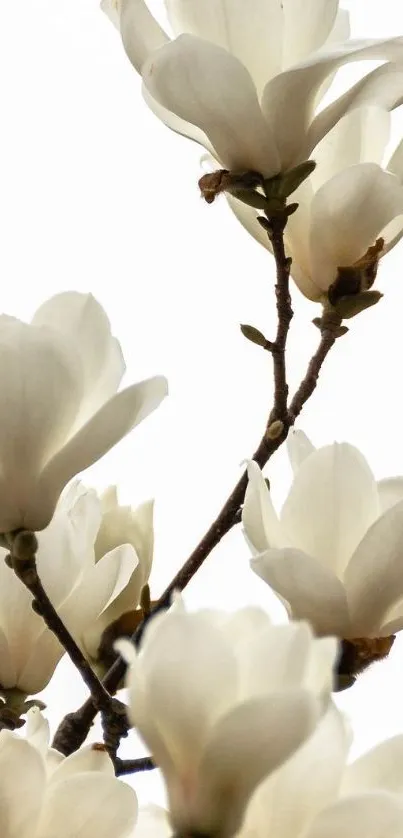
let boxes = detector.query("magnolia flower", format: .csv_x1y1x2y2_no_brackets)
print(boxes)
0,291,167,533
243,430,403,641
82,486,154,663
0,707,137,838
117,599,338,838
229,105,403,301
238,704,403,838
103,0,403,178
0,481,141,696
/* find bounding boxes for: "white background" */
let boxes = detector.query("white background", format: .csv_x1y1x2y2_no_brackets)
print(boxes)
2,0,403,805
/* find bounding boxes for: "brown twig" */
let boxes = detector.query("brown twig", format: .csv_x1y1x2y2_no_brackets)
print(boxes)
114,756,156,776
6,531,129,757
52,215,341,761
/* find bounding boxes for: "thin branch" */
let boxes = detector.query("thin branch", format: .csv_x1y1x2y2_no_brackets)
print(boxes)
6,531,129,756
52,215,342,758
114,756,156,776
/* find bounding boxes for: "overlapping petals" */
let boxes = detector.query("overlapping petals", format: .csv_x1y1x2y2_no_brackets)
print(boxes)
118,598,337,838
243,431,403,638
0,292,167,533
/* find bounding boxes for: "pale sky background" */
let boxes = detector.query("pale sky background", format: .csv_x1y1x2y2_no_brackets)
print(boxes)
3,0,403,806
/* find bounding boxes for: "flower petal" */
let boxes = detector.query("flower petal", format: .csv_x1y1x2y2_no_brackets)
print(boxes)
30,376,168,530
142,84,216,154
251,548,351,635
281,443,379,576
25,708,50,756
287,430,316,474
142,35,281,174
165,0,285,96
306,793,403,838
282,0,338,67
0,317,83,532
342,735,403,796
307,63,403,158
38,773,138,838
197,690,320,837
310,163,403,290
262,37,403,169
345,499,403,635
242,461,284,553
0,733,44,838
50,745,114,784
105,0,169,72
377,477,403,513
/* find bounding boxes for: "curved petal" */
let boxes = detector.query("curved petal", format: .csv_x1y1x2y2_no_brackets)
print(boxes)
0,318,83,533
261,38,403,170
345,499,403,635
281,443,379,576
251,548,351,636
0,546,42,680
0,626,16,689
29,376,168,531
283,178,319,299
142,84,216,156
287,429,316,474
25,708,50,756
0,733,44,838
197,690,320,838
246,705,349,838
38,773,138,838
307,63,403,158
242,461,284,553
142,35,281,174
165,0,285,97
342,735,403,796
309,164,403,291
106,0,169,72
50,745,114,783
32,293,124,409
377,477,403,513
282,0,338,67
388,138,403,180
311,107,391,194
306,792,403,838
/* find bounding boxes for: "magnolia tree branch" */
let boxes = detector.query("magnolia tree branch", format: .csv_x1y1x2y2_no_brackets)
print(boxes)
53,210,342,765
5,531,129,757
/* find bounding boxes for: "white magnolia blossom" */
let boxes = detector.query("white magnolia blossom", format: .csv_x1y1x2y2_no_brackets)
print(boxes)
0,481,143,695
138,709,403,838
243,430,403,639
239,704,403,838
0,707,137,838
229,106,403,300
82,486,155,661
118,599,338,838
0,291,167,533
103,0,403,177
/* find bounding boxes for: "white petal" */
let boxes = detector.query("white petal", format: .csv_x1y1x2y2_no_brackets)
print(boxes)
306,793,403,838
132,611,238,776
281,443,379,576
345,499,403,635
25,708,50,756
378,477,403,512
282,0,338,67
165,0,285,97
242,461,284,553
142,84,216,155
283,178,320,300
38,773,137,838
0,733,44,838
50,745,114,783
32,293,124,414
197,691,320,837
0,317,83,532
17,629,65,695
388,138,403,179
135,806,171,838
118,0,168,72
142,35,281,174
310,163,403,290
262,38,403,170
251,548,351,635
29,377,168,530
0,548,42,681
311,107,391,194
247,705,349,838
307,63,403,158
342,735,403,796
287,429,316,474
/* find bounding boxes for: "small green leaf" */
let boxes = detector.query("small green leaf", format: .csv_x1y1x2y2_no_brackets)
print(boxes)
240,324,269,347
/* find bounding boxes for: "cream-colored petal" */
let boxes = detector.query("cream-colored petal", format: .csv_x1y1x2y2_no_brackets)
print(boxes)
243,461,284,553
